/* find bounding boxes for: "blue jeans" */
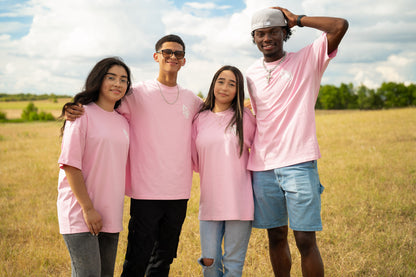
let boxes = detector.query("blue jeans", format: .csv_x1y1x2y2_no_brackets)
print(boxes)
63,232,119,277
199,220,252,277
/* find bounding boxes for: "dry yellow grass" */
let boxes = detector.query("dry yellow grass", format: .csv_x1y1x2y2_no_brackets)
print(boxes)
0,108,415,276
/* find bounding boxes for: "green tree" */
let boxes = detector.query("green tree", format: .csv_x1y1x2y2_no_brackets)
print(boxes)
21,102,38,120
21,102,55,121
357,84,383,110
339,83,358,109
377,82,413,108
318,85,342,109
0,110,6,120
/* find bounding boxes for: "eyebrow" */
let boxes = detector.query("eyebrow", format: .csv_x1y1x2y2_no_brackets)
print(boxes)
106,72,128,78
218,77,236,83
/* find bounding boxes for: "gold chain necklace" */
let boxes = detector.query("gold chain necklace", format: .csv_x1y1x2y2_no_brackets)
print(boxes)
157,82,180,105
262,52,286,84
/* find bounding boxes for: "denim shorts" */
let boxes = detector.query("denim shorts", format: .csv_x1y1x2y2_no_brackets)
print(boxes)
252,161,324,231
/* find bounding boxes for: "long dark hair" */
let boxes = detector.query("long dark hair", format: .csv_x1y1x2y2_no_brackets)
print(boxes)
60,56,132,135
196,65,245,156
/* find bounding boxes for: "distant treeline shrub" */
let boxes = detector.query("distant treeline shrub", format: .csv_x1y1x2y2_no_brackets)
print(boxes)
316,82,416,110
21,102,55,121
0,93,72,102
0,110,6,120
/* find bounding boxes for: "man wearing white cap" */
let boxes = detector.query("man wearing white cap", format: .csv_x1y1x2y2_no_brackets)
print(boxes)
246,7,348,277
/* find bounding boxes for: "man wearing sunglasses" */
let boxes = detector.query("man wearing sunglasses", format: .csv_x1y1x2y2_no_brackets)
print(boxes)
246,7,348,277
118,34,202,277
65,34,202,277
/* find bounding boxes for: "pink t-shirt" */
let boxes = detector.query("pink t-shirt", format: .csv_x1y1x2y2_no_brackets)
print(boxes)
117,80,202,200
57,103,130,234
192,108,256,220
246,34,337,171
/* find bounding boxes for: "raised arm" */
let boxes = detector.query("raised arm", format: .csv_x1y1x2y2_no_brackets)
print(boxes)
273,7,349,55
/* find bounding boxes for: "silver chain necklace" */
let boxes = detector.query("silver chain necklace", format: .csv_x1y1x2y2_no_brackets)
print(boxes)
157,82,180,105
262,52,286,84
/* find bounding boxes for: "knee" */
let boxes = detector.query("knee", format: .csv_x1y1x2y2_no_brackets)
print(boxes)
267,226,288,247
201,258,214,267
294,231,317,255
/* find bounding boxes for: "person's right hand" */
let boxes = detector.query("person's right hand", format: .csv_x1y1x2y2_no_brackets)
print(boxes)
82,207,103,236
65,103,84,121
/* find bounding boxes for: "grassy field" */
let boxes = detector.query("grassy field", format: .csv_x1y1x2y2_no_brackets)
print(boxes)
0,98,72,119
0,108,415,276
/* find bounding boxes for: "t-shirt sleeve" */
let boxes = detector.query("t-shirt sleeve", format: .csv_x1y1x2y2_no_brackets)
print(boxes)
191,116,199,173
58,114,87,170
243,108,256,147
246,77,257,115
116,86,139,122
312,33,337,74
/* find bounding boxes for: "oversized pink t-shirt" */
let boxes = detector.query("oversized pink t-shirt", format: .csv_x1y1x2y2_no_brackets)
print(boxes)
192,108,256,220
57,103,129,234
117,80,202,200
246,33,337,171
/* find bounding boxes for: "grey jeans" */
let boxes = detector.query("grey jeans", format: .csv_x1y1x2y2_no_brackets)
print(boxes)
63,232,119,277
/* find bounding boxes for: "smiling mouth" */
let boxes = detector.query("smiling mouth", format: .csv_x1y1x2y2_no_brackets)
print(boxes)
263,44,274,50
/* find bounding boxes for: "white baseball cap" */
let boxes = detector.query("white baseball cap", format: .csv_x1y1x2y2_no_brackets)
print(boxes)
251,8,287,32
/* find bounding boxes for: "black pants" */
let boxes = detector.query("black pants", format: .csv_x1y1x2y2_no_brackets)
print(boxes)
121,199,188,277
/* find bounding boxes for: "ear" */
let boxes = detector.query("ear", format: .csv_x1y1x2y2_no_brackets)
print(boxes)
181,57,186,67
282,28,288,40
153,52,159,62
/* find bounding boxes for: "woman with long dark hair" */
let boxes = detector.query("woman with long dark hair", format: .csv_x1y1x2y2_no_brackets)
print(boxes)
192,65,256,276
57,57,131,276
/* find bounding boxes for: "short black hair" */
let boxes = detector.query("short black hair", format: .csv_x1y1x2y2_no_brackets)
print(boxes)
155,34,186,52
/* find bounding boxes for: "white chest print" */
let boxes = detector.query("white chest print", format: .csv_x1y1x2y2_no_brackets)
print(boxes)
182,104,190,119
123,128,129,141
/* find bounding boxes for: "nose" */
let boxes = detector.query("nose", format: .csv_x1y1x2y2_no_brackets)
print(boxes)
264,32,273,41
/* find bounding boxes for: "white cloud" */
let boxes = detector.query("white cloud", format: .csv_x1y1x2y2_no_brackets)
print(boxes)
184,2,231,10
0,0,415,95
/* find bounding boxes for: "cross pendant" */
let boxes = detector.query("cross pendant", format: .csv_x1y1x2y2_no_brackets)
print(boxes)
266,73,271,84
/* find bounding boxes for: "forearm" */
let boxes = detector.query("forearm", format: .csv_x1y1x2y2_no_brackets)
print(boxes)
273,7,348,54
62,165,93,212
299,16,348,53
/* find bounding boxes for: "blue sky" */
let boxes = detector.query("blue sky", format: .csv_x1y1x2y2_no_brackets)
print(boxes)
1,0,415,95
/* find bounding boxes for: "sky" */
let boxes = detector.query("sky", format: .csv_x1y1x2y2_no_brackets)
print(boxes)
1,0,415,96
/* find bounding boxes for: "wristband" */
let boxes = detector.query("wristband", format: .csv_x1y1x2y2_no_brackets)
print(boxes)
297,15,306,27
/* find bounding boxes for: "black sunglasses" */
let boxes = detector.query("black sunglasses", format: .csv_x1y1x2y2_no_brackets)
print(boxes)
156,49,185,60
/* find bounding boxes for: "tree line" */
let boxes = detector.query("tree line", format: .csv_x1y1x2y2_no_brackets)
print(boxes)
316,82,415,110
0,93,71,102
1,81,415,113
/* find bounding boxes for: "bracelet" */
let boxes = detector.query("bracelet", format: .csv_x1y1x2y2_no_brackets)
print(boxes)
297,15,306,27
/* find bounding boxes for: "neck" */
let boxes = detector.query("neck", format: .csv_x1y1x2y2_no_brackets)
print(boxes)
157,72,178,87
213,102,231,113
264,50,286,63
95,99,114,112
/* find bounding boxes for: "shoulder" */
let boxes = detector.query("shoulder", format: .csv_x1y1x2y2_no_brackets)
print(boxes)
246,58,263,75
243,107,256,128
180,86,201,100
243,107,255,120
180,86,203,110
